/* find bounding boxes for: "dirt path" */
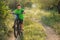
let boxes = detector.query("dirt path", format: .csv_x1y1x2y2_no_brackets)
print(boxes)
8,23,60,40
8,33,23,40
8,33,15,40
32,17,60,40
42,24,60,40
39,9,60,40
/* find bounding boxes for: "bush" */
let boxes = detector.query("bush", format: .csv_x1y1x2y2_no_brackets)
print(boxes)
0,0,14,40
41,10,60,35
53,23,60,35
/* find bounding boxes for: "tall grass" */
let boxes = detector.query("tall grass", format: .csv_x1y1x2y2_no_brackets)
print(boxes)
23,9,46,40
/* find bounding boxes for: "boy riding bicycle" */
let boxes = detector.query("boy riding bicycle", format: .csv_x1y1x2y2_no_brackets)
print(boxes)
13,4,24,34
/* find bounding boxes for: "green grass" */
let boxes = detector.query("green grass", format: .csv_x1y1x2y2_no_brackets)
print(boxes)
0,8,46,40
24,23,46,40
23,9,46,40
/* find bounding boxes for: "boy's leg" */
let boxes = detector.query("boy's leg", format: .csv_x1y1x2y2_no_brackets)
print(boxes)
17,20,23,36
19,19,23,32
20,23,23,32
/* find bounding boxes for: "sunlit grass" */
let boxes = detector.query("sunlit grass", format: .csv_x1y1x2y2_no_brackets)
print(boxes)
23,9,46,40
24,23,46,40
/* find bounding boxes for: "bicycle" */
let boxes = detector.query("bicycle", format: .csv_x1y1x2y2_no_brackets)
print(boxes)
13,18,24,40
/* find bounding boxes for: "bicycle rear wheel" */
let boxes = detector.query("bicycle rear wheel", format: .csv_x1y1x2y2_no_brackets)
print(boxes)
20,32,24,40
17,24,24,40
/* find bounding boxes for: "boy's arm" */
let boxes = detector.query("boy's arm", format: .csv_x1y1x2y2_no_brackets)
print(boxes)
22,10,25,14
11,11,14,14
11,10,16,14
22,9,25,14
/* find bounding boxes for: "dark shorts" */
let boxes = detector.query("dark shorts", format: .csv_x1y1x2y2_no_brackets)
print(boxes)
19,19,23,24
14,18,23,24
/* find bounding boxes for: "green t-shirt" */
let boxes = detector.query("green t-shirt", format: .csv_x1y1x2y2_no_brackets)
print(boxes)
14,8,24,20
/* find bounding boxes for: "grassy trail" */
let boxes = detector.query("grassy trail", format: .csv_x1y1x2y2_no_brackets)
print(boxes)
39,9,60,40
8,9,60,40
9,22,60,40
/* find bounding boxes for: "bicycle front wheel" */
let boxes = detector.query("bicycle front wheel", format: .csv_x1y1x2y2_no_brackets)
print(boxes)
14,26,18,38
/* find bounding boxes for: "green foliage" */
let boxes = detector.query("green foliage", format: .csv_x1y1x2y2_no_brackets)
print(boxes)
41,10,60,35
31,0,60,10
24,23,46,40
53,23,60,35
0,0,14,40
8,0,32,9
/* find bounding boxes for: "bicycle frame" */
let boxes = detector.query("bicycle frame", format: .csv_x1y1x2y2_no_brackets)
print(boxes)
13,18,24,40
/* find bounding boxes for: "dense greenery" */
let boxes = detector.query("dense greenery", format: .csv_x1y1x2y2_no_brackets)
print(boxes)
0,0,14,40
41,10,60,35
0,0,46,40
0,0,60,40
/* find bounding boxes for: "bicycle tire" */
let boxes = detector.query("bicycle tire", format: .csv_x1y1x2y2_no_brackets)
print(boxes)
14,19,18,38
13,19,24,40
17,20,24,40
14,26,18,38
